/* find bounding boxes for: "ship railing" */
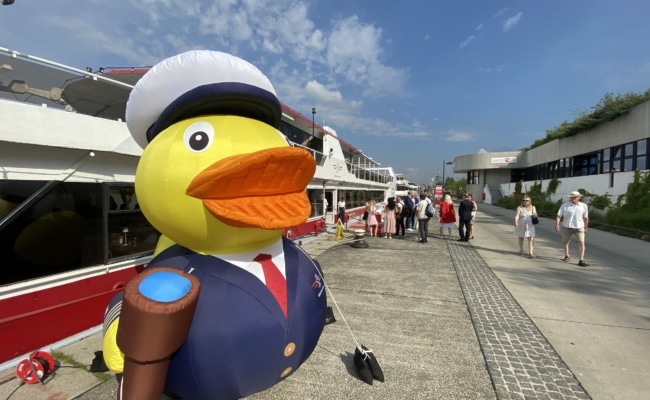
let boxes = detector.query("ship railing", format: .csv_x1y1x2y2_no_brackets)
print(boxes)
289,142,389,185
291,142,324,164
348,163,391,184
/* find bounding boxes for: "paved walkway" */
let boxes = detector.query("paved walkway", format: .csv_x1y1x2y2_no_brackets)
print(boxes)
1,203,648,400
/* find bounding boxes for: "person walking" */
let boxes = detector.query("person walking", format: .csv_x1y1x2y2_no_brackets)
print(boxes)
395,196,406,237
403,191,415,230
513,196,537,258
555,190,590,267
457,194,473,241
411,193,419,231
366,199,379,237
337,197,346,227
383,197,397,239
363,199,371,232
438,194,456,239
416,194,429,243
468,194,478,239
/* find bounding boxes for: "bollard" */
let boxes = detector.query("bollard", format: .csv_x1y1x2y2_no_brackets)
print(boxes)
351,229,369,248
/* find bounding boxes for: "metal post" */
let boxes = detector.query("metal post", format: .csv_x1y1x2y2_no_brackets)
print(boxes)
442,161,453,187
442,160,446,186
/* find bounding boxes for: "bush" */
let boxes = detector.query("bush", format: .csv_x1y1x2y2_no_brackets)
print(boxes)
497,196,520,210
589,193,612,211
606,208,650,232
496,196,561,219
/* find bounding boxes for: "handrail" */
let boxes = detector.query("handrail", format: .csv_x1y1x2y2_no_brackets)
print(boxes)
0,46,134,90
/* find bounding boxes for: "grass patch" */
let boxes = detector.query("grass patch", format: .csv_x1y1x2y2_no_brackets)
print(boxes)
51,351,113,382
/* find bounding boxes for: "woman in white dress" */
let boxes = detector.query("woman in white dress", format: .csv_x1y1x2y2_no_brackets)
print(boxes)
513,196,537,258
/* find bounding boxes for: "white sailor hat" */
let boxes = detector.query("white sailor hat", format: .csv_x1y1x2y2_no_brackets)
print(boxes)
125,50,281,149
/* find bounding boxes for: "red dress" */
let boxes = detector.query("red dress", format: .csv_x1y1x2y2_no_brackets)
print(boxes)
439,202,456,224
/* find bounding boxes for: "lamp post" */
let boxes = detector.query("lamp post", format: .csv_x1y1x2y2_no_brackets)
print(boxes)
442,160,453,187
313,107,324,217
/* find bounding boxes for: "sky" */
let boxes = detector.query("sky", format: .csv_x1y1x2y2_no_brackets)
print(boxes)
1,0,649,185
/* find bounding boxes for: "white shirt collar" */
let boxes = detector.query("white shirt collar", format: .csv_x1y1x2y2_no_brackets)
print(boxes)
211,239,286,282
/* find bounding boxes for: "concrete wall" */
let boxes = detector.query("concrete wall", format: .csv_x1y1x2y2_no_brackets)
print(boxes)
454,151,524,171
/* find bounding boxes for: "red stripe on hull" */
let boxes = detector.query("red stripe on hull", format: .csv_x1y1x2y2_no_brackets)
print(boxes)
0,265,143,363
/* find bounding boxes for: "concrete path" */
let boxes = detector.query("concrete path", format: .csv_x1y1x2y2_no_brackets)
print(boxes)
469,203,650,400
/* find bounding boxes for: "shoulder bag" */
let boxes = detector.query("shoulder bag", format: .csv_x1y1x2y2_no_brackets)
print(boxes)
531,206,539,225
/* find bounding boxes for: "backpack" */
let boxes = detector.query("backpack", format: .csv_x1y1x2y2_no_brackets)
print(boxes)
400,204,411,217
425,202,435,218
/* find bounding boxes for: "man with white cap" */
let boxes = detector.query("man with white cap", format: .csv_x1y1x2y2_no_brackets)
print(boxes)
555,190,590,266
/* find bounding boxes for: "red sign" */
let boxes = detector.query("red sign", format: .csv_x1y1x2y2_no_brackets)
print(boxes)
434,186,444,207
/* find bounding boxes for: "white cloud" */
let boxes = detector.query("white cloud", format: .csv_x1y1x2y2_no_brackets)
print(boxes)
459,35,475,48
477,64,506,73
503,12,523,32
476,23,484,31
494,8,509,18
445,130,473,142
6,0,414,148
326,16,409,97
305,80,344,104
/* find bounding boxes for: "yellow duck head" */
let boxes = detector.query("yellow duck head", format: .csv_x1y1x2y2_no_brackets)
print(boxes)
126,50,315,254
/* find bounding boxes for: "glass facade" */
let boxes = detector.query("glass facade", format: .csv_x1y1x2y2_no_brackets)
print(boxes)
508,138,648,182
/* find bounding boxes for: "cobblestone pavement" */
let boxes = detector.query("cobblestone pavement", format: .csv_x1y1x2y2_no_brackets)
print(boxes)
447,239,591,400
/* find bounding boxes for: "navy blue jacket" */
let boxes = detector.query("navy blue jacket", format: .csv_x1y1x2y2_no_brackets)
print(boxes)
149,237,327,399
458,199,474,221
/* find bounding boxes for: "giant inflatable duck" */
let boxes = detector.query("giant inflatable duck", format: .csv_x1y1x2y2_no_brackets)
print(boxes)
102,50,327,400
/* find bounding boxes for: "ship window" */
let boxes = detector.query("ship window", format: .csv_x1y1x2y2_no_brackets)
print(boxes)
0,180,159,287
105,184,158,263
0,180,43,221
0,181,104,286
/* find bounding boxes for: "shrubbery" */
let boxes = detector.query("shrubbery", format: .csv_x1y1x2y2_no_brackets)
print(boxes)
496,178,562,218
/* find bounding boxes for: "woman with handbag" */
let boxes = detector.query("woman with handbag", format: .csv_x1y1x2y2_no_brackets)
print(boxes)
513,196,538,258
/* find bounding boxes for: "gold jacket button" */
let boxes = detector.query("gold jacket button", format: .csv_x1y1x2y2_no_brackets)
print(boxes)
281,367,292,378
284,342,296,357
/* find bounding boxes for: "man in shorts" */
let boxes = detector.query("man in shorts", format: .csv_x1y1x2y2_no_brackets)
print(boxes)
555,190,589,267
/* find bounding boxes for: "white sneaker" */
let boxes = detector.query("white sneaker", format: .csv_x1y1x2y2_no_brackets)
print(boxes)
406,228,413,231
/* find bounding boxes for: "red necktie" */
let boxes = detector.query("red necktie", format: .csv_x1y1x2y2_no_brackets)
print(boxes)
253,254,287,317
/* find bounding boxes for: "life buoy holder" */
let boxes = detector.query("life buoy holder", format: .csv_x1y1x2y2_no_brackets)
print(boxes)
15,351,56,384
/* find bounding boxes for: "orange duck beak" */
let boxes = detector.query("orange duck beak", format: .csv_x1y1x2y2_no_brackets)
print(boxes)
186,147,315,230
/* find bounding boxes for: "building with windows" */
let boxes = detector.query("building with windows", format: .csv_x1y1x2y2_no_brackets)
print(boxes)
453,100,649,204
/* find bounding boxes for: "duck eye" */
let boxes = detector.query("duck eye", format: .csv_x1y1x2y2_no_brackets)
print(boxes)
183,122,214,153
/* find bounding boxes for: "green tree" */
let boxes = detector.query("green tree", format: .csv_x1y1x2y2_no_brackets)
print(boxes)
444,176,455,188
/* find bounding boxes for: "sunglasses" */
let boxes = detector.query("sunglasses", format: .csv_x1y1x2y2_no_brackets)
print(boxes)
522,200,530,202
